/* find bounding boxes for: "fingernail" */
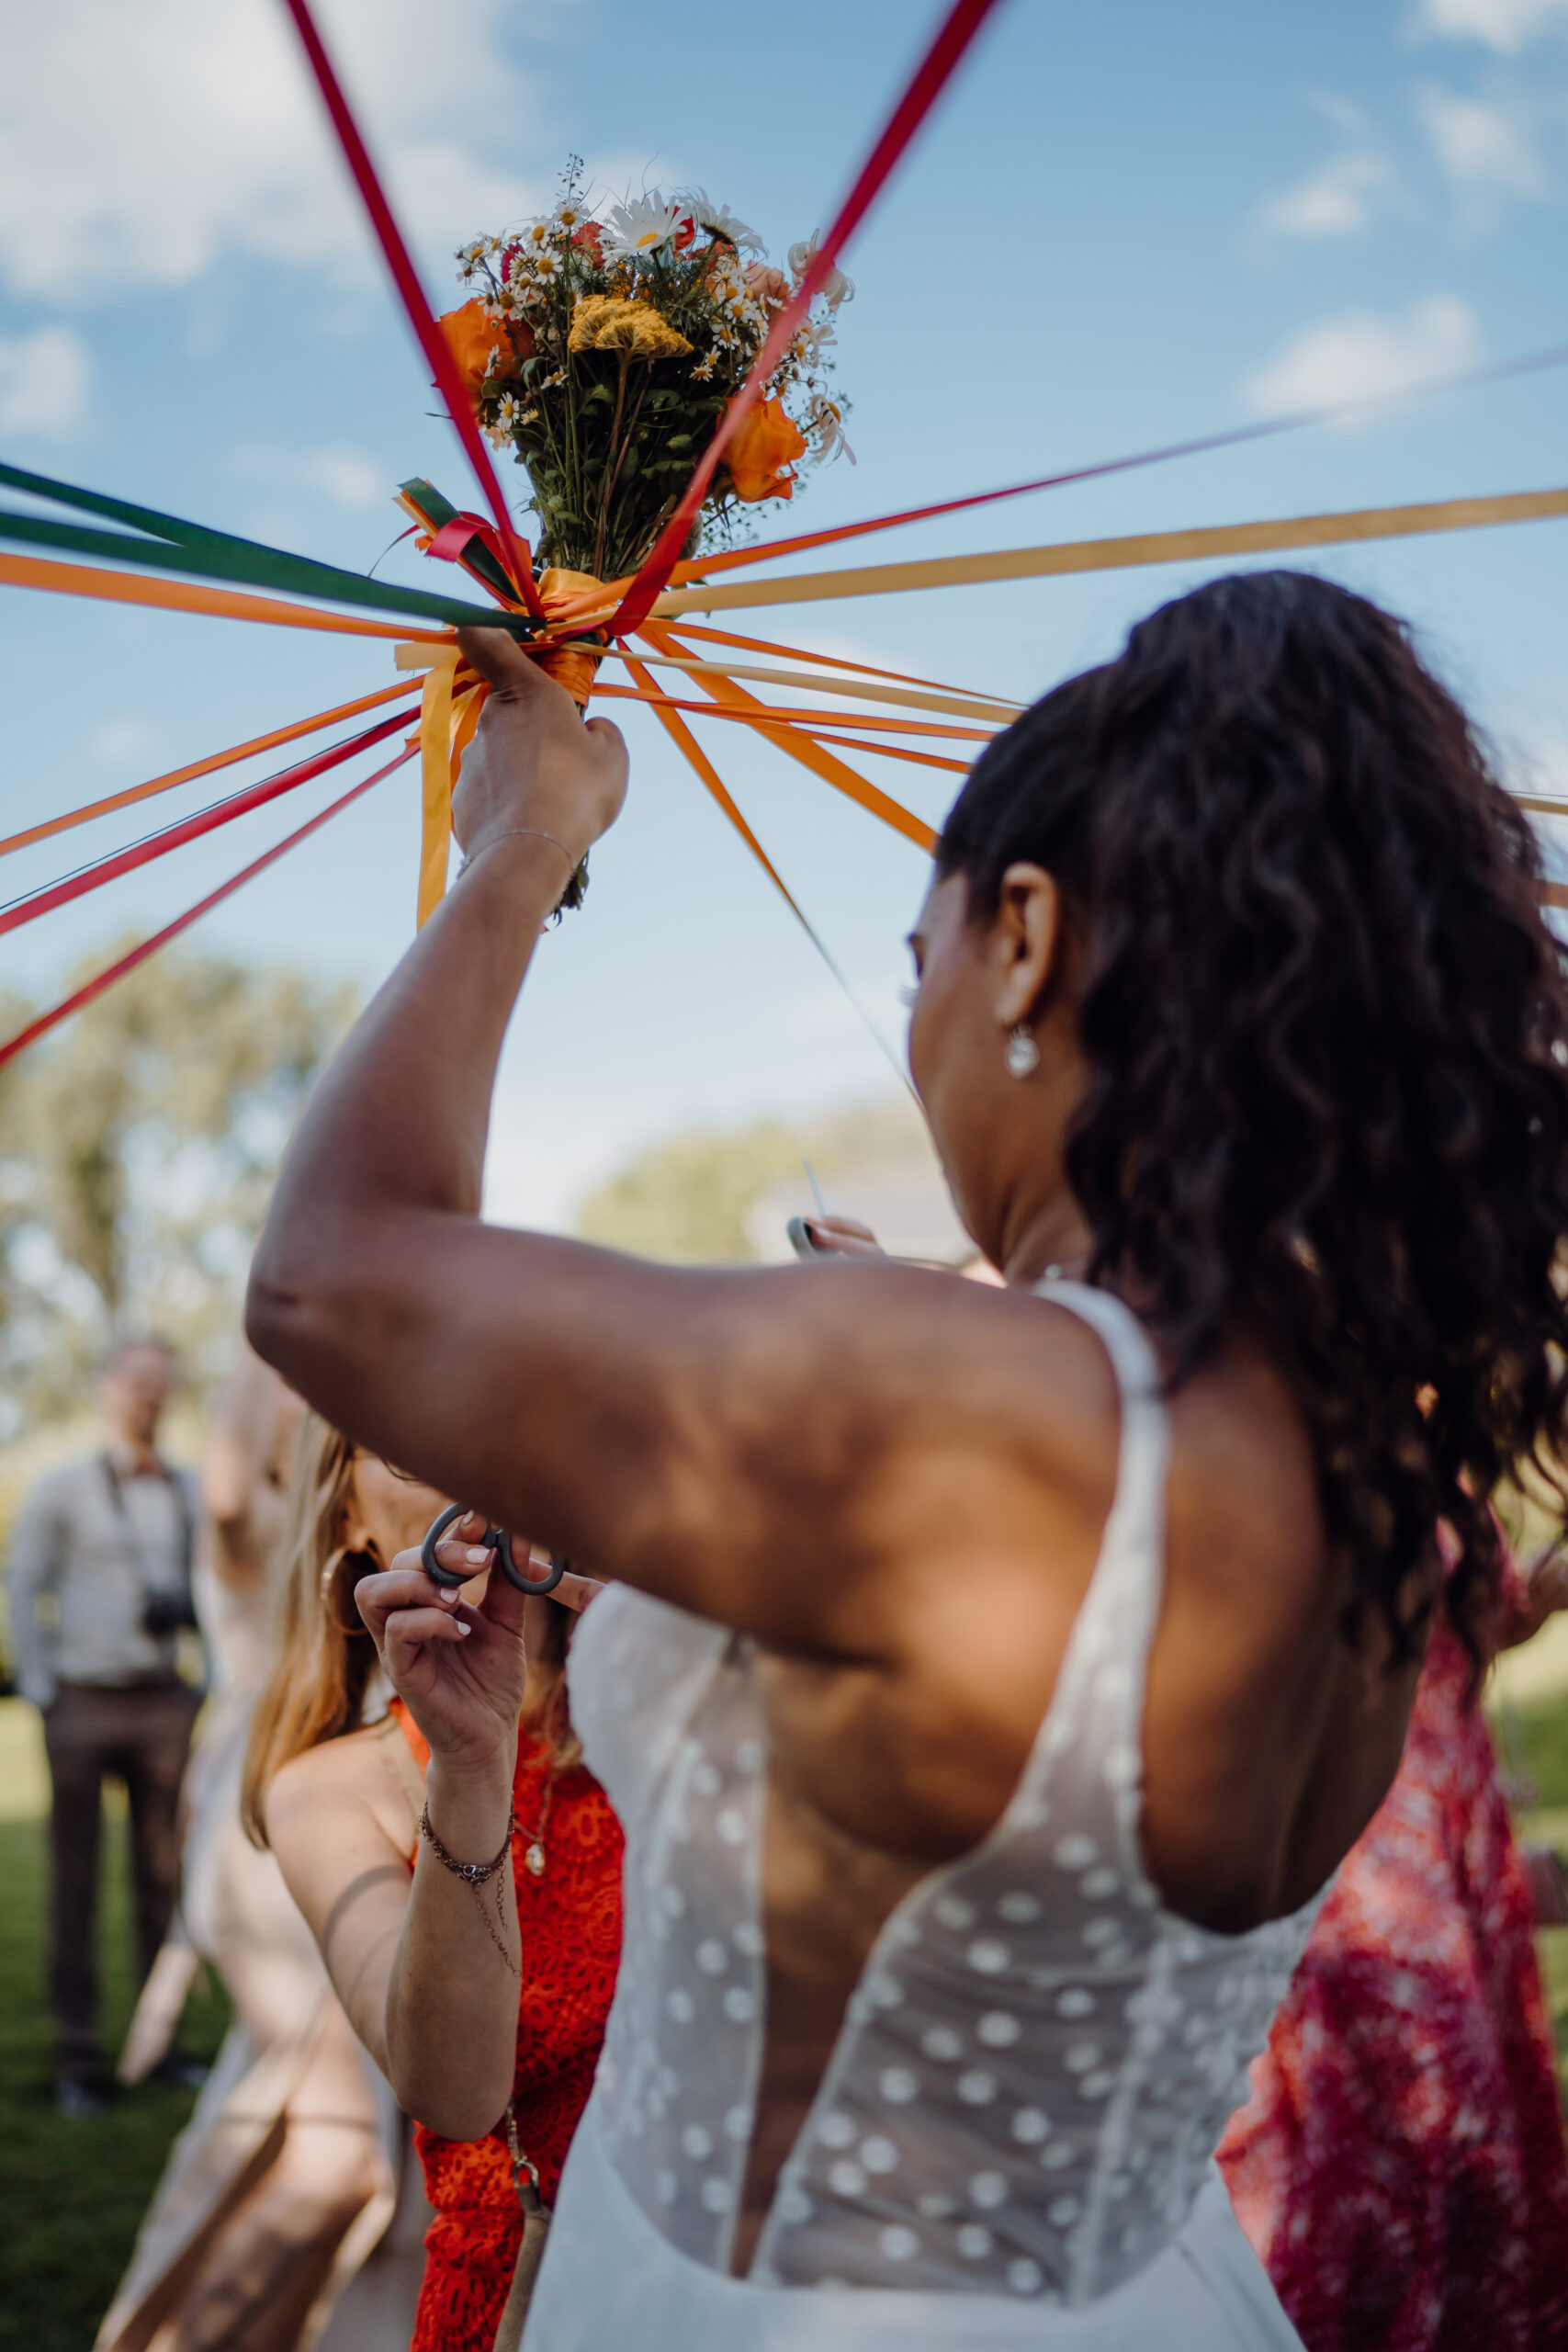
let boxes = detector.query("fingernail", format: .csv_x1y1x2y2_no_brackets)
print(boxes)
435,1587,457,1605
466,1545,492,1566
456,1621,472,1635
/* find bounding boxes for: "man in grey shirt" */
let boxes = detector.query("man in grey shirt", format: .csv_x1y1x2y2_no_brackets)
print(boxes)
6,1336,204,2114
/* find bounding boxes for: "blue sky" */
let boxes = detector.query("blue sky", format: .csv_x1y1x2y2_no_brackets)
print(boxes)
1,0,1565,1225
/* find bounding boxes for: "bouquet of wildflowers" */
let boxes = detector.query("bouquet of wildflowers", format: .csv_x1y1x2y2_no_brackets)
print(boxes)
437,161,852,593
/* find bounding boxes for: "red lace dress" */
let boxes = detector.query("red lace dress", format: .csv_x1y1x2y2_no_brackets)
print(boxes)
391,1702,624,2352
1216,1611,1568,2351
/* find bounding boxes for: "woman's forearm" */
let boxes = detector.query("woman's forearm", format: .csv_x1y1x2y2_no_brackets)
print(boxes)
247,641,627,1404
384,1749,521,2141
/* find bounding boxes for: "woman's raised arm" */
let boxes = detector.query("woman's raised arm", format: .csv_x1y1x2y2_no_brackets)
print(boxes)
245,635,1095,1660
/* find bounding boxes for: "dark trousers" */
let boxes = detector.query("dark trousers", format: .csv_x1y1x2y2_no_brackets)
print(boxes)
41,1679,201,2078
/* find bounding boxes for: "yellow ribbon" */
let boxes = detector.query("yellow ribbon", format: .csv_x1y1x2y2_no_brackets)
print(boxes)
651,485,1568,616
398,643,485,928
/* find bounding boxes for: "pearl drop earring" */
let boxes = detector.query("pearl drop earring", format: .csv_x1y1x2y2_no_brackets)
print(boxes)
1005,1024,1040,1079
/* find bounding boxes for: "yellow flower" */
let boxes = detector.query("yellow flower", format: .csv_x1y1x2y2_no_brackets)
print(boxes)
567,294,693,359
724,397,807,502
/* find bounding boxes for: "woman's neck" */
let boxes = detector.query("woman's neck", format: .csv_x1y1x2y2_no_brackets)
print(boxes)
1000,1195,1094,1290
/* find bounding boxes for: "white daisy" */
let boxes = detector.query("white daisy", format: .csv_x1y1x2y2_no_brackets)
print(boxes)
677,187,763,254
786,230,854,311
603,192,683,259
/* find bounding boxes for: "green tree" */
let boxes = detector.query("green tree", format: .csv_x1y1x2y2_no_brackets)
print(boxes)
573,1095,940,1264
0,940,355,1430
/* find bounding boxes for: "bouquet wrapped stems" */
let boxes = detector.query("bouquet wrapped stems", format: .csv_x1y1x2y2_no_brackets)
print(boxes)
535,568,606,706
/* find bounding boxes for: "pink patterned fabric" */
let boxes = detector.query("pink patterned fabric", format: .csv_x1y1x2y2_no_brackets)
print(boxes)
1217,1611,1568,2351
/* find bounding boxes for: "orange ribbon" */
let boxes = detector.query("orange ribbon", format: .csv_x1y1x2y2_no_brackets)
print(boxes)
0,678,423,861
0,550,451,641
637,622,937,853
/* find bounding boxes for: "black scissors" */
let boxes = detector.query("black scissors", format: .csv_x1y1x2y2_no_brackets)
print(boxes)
420,1503,567,1596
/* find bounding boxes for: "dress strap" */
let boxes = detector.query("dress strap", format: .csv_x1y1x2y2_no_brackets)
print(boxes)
1021,1282,1171,1818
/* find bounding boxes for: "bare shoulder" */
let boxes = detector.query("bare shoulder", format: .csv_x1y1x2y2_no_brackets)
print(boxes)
265,1719,417,1868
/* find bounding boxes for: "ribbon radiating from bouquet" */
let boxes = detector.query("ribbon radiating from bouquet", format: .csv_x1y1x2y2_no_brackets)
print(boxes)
3,0,1567,1069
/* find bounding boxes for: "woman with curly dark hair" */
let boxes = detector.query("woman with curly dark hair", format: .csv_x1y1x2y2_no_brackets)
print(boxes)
246,569,1568,2352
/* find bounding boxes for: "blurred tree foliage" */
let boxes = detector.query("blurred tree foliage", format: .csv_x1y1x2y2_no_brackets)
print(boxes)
574,1096,937,1263
575,1120,802,1262
0,941,355,1431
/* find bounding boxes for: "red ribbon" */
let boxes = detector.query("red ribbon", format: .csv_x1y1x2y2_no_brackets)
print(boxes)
0,708,411,937
280,0,546,625
425,514,493,561
672,338,1568,585
0,743,416,1070
607,0,1004,638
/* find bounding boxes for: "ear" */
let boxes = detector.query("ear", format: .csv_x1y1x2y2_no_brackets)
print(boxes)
333,1497,379,1566
991,864,1066,1028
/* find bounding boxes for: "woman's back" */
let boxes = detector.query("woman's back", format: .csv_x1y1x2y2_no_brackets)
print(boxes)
539,1284,1344,2331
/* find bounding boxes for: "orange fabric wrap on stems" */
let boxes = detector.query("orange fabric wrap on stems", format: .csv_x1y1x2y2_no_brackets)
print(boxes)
534,570,606,706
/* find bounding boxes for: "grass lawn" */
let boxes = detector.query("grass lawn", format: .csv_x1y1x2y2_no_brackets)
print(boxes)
0,1705,230,2352
1505,1684,1568,2109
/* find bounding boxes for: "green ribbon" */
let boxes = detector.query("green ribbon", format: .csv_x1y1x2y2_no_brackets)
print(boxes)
0,459,527,631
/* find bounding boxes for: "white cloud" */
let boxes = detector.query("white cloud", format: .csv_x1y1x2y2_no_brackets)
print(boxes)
1258,150,1399,239
0,325,90,435
1416,83,1548,213
1242,295,1481,417
231,442,389,511
0,0,558,301
1412,0,1568,51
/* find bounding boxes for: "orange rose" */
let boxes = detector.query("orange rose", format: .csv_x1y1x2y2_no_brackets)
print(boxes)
437,299,532,398
725,397,807,503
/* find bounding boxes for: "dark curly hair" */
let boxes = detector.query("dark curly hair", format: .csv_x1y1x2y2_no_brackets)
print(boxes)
937,569,1568,1662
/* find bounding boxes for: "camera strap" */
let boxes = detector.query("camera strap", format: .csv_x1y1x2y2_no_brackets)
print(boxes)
100,1452,195,1623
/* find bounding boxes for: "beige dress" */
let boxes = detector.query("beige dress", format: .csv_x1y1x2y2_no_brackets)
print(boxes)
96,1550,424,2352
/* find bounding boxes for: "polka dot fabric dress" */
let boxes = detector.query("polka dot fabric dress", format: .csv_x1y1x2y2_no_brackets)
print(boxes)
390,1703,624,2352
525,1284,1319,2350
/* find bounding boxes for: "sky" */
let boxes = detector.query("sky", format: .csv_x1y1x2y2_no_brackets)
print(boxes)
1,0,1565,1229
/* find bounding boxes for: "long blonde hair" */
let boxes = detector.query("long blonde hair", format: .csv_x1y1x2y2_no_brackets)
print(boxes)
242,1409,577,1847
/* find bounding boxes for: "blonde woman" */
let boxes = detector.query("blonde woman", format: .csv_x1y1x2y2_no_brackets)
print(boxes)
243,1416,622,2352
97,1357,404,2352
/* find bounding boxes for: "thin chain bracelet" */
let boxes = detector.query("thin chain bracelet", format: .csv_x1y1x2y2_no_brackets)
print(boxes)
457,828,577,879
418,1799,520,1978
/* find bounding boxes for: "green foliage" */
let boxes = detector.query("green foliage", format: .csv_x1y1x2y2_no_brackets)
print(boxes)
573,1095,939,1264
576,1120,801,1263
1515,1690,1568,1815
0,941,355,1430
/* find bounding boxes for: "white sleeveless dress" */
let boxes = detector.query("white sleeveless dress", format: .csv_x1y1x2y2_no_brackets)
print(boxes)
527,1283,1317,2348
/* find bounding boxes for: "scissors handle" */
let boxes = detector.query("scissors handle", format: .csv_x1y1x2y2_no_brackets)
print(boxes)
420,1502,567,1596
